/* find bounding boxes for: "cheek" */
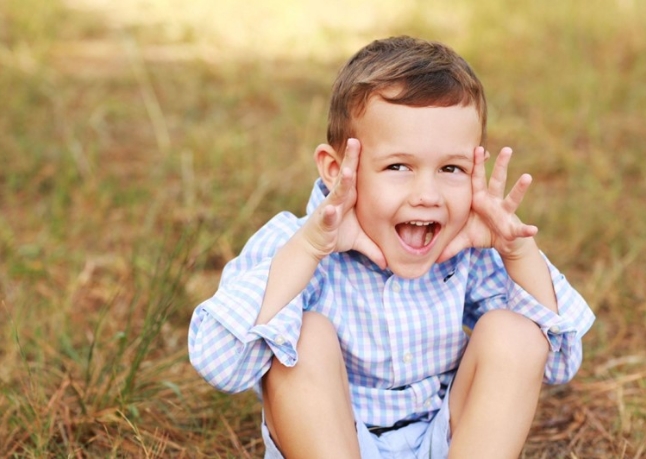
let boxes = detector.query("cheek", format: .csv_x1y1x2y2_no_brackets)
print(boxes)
354,184,370,213
356,175,381,213
450,189,473,221
355,186,394,237
355,192,379,226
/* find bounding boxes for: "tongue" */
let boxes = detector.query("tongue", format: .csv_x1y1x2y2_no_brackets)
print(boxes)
398,224,428,248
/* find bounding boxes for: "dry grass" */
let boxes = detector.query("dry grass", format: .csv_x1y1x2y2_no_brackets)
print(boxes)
1,0,645,457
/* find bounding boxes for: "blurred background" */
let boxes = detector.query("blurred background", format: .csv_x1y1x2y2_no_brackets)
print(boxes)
1,0,644,456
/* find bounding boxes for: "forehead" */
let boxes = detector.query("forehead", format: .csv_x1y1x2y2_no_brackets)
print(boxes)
352,83,483,120
353,96,482,156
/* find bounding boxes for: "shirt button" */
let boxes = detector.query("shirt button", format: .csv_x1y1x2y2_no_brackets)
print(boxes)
274,335,286,345
424,398,433,408
392,283,401,293
403,352,413,363
549,325,560,334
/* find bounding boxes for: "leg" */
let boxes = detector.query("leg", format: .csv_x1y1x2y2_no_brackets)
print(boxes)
262,311,361,459
448,310,549,459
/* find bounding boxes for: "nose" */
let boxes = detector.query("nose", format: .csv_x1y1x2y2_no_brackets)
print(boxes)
408,175,443,207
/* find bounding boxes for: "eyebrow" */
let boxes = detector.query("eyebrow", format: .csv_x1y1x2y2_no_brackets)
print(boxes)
375,151,473,162
442,153,473,162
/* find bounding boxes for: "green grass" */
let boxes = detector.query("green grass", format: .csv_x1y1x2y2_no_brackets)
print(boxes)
1,0,645,457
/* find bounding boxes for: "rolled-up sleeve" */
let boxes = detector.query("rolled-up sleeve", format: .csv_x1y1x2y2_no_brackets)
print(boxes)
465,249,595,385
188,213,308,393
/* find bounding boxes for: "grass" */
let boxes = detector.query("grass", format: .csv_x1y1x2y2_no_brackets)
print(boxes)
1,0,645,457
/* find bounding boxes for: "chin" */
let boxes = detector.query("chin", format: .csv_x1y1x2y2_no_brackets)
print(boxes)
388,261,434,279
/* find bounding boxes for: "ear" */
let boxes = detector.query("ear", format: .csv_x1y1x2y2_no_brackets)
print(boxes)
314,143,342,191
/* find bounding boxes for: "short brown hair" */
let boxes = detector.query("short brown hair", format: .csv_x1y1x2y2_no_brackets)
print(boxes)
327,36,487,152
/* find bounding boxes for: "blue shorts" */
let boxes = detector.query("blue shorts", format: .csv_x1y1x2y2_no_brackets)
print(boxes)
261,388,452,459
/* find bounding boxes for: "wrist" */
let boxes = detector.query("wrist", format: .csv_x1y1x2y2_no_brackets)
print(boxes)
498,237,558,312
294,224,333,263
498,237,538,262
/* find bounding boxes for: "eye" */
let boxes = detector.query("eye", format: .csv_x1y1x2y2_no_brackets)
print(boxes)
386,164,410,172
440,165,465,174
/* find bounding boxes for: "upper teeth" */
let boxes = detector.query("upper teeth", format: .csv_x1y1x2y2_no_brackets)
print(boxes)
408,221,434,226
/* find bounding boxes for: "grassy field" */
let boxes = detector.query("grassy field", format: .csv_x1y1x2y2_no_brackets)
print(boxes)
1,0,645,457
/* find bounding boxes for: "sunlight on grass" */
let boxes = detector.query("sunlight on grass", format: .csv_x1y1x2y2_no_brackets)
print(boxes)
2,0,646,456
65,0,470,59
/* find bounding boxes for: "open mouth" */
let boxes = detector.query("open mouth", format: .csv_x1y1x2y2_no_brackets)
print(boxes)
395,221,440,249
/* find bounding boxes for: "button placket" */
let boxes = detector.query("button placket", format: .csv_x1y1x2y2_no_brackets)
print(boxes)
384,277,407,387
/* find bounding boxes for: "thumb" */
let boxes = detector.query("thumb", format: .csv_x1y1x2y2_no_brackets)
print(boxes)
354,235,387,270
437,233,470,264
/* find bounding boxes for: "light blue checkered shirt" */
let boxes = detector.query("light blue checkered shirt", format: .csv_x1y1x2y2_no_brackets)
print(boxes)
188,179,595,428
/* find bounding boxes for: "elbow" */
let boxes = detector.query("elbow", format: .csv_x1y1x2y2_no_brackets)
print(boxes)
188,324,265,393
544,348,583,385
187,308,257,393
187,306,274,394
188,344,256,394
188,343,255,394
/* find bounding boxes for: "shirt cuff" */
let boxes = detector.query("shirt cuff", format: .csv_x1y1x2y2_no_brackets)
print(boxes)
247,304,302,367
202,282,303,368
504,266,594,353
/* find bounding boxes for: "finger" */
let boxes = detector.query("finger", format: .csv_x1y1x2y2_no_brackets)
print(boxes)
492,223,536,251
508,224,538,241
520,224,538,238
504,173,532,213
488,147,512,197
327,163,355,208
471,146,488,194
319,204,341,231
341,138,361,173
330,167,354,201
327,138,360,206
336,138,360,187
503,215,538,240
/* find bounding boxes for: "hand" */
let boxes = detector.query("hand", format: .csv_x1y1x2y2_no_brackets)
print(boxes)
300,139,386,268
438,146,538,262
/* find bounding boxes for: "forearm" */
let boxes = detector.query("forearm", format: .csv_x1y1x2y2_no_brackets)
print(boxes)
255,228,322,325
501,238,558,313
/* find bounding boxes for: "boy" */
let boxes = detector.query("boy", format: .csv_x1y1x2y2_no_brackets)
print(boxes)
189,36,595,458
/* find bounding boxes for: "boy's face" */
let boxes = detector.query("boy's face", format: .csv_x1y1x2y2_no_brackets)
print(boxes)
353,96,481,278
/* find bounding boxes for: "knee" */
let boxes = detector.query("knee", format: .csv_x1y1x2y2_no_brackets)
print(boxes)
471,310,549,375
266,312,343,381
297,311,344,368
